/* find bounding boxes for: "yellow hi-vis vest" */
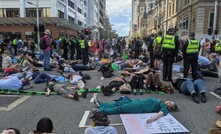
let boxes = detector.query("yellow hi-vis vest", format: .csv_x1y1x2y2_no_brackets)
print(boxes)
154,36,163,48
215,41,221,51
186,40,200,54
162,35,175,49
79,40,85,49
12,39,17,45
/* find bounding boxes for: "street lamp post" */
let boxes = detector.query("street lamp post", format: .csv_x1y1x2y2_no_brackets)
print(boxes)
27,0,40,50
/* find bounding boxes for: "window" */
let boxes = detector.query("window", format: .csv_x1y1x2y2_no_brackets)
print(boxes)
26,8,51,17
84,0,87,6
58,10,64,18
68,16,75,23
84,13,86,17
78,20,82,26
68,0,75,10
209,12,214,28
0,8,20,17
77,7,82,14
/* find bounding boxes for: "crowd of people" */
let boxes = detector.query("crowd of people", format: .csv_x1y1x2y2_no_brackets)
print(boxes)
1,27,221,134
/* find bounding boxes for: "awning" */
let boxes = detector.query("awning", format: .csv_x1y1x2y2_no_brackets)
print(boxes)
0,17,84,31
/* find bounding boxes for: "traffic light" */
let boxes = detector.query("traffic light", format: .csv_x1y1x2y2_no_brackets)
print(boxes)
39,24,45,32
207,28,212,36
84,28,89,35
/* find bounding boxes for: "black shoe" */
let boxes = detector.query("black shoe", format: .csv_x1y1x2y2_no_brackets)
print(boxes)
79,71,83,76
192,93,199,103
73,91,79,101
82,88,89,98
201,93,207,103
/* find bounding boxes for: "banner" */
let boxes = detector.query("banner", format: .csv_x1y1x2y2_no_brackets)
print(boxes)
120,113,189,134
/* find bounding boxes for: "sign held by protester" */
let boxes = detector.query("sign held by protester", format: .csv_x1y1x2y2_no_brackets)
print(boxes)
120,113,189,134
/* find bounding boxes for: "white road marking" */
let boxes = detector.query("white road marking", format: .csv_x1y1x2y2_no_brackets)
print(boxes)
0,95,30,111
79,111,90,128
210,92,221,100
90,93,98,102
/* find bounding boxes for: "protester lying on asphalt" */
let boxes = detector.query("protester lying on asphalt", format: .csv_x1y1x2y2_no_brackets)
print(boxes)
45,81,89,101
1,128,20,134
29,117,53,134
171,77,207,103
0,76,30,90
84,111,118,134
93,97,179,123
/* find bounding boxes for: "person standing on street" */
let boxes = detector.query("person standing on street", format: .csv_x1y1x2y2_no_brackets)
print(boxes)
182,32,200,80
12,37,18,55
162,28,179,81
60,36,69,60
149,34,155,69
69,35,76,60
153,31,163,72
43,29,53,71
79,36,89,65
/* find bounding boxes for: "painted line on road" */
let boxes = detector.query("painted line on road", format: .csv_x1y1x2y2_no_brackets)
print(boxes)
79,111,90,128
90,93,98,102
210,92,221,100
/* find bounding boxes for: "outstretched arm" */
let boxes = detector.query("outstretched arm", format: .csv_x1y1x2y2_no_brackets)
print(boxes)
146,111,164,123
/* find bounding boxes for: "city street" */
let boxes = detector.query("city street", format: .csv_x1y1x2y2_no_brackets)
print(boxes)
0,69,220,134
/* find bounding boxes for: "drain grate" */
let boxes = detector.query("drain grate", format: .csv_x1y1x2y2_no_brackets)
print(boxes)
0,95,30,111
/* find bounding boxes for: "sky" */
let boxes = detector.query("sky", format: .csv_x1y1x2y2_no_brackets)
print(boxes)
106,0,132,37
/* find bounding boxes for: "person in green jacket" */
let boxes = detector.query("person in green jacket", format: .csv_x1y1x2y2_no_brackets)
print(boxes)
94,97,179,123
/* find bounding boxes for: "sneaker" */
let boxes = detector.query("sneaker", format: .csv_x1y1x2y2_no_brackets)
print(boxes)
140,89,143,95
73,91,79,101
133,89,137,95
82,88,89,98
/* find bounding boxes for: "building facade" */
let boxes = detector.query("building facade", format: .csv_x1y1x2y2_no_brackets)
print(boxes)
0,0,88,39
131,0,221,39
87,0,106,39
130,0,137,38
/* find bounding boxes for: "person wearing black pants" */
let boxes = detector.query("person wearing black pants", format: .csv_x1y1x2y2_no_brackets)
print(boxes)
130,74,144,95
182,32,200,80
149,34,155,69
161,28,180,82
69,36,76,60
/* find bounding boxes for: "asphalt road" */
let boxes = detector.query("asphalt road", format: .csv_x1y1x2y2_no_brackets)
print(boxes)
0,68,220,134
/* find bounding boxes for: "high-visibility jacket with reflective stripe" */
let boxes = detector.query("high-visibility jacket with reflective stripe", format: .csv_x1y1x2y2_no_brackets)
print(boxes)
162,35,175,49
79,40,85,48
12,39,17,45
186,40,200,54
215,41,221,51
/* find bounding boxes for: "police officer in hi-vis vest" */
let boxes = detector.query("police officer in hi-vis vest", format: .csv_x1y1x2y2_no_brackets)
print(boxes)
215,39,221,56
79,36,89,65
161,28,180,82
182,32,200,80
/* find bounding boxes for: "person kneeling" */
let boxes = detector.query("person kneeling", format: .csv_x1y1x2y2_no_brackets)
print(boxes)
45,81,88,101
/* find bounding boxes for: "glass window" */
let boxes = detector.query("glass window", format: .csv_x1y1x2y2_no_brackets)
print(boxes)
68,0,75,10
68,15,75,23
26,8,51,17
0,8,20,18
77,7,82,14
84,13,86,17
84,0,87,6
78,20,82,26
209,12,214,28
58,10,64,18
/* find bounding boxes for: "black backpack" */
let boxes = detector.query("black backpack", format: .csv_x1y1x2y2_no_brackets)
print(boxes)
39,38,47,50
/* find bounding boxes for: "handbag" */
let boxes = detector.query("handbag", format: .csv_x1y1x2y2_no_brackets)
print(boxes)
119,83,131,94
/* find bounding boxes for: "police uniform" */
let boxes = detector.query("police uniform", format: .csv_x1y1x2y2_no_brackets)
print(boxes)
182,38,200,80
79,39,89,65
215,40,221,55
162,34,179,81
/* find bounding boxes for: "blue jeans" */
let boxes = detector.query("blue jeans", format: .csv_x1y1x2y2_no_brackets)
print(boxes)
34,72,51,84
43,50,51,69
180,79,205,95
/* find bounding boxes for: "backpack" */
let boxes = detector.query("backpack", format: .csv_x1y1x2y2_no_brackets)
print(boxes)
153,39,162,55
39,38,47,50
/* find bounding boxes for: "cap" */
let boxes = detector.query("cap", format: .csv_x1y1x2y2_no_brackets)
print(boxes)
90,111,108,122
